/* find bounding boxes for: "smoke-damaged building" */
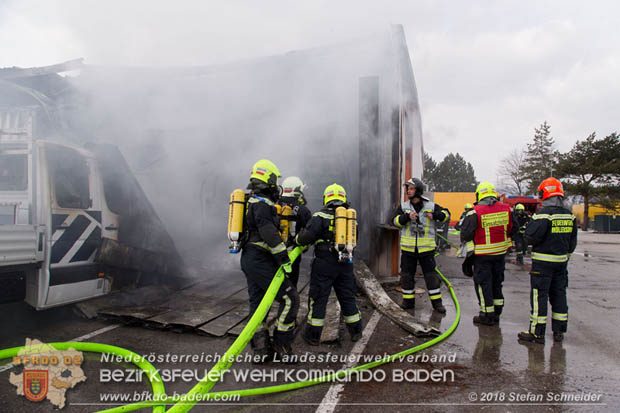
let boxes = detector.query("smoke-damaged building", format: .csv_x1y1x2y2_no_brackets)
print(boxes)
0,25,424,307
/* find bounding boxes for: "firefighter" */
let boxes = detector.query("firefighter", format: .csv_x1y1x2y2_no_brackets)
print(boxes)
518,177,577,344
513,203,531,265
279,176,312,288
460,182,514,325
295,183,363,345
455,203,474,231
241,159,299,363
392,178,450,313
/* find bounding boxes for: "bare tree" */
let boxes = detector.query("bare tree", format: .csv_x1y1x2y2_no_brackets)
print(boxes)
498,148,528,196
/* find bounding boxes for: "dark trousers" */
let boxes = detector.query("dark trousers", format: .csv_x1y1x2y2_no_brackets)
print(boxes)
241,246,299,347
304,254,362,342
514,234,526,257
400,250,442,302
473,254,505,316
528,260,568,336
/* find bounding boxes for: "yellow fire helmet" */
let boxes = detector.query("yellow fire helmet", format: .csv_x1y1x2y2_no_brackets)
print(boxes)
464,203,473,210
323,183,347,205
475,181,497,201
250,159,281,187
515,203,525,211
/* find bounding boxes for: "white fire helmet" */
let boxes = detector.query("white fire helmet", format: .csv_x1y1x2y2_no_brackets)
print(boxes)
282,176,305,199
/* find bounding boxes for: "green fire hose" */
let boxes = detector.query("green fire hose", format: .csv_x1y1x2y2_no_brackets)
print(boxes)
436,232,460,249
0,246,460,413
99,266,460,412
0,341,167,413
164,246,304,412
0,246,302,413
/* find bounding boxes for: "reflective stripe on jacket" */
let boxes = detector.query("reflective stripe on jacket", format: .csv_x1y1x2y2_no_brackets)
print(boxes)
526,207,577,263
395,200,438,253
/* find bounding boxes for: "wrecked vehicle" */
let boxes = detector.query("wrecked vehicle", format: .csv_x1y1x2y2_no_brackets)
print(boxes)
0,103,186,308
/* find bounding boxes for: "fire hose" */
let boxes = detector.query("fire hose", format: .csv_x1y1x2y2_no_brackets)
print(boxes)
0,342,167,413
0,246,461,412
436,232,460,250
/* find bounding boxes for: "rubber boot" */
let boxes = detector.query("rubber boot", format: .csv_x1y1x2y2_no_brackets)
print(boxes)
272,341,298,364
347,320,363,342
473,312,496,326
518,331,545,344
432,299,446,314
553,332,564,342
400,297,415,310
250,330,273,364
302,324,320,346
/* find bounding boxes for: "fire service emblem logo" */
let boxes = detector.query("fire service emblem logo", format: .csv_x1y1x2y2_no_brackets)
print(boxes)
10,339,86,408
23,370,49,402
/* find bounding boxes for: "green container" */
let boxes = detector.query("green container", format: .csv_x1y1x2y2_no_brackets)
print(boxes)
593,215,620,232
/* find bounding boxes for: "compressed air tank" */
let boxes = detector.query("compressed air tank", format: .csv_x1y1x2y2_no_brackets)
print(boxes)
227,189,245,253
334,206,347,252
346,208,357,258
280,204,292,242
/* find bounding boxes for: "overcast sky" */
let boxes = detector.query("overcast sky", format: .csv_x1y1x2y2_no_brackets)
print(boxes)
1,0,618,185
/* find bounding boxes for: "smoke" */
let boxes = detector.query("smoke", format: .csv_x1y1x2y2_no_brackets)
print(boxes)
5,0,620,188
56,29,403,275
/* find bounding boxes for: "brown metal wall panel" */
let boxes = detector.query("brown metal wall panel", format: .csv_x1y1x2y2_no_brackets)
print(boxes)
358,76,379,264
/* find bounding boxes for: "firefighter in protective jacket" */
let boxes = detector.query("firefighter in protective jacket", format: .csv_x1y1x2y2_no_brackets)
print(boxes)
296,183,363,345
241,159,299,362
455,203,474,231
513,203,531,265
279,176,312,288
460,182,514,325
518,177,577,344
392,178,450,313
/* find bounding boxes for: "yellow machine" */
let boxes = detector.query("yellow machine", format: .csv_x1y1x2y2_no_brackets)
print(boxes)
279,204,292,242
346,208,357,263
227,189,245,253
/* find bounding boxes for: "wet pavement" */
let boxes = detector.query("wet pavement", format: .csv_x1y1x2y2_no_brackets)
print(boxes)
1,230,619,412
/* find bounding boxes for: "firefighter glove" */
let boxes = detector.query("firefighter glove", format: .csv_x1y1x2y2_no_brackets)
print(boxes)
274,250,290,266
400,213,411,224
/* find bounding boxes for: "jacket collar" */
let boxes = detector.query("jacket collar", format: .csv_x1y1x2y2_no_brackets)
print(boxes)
542,196,565,208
